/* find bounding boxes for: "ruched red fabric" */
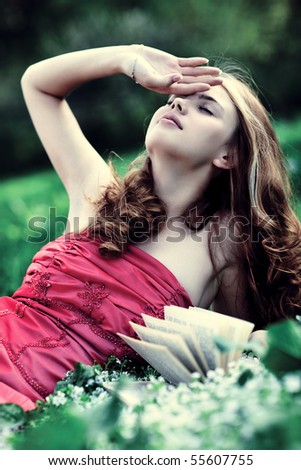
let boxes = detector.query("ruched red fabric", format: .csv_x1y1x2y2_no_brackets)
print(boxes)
0,232,192,410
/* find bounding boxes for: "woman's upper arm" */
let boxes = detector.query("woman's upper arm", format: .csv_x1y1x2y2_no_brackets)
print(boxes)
21,74,112,203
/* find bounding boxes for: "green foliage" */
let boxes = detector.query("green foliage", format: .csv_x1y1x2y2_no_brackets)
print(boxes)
0,404,25,430
13,406,88,450
274,116,301,196
262,319,301,375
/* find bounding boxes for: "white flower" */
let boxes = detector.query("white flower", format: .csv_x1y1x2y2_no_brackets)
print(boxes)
52,391,67,407
283,374,301,393
70,386,84,400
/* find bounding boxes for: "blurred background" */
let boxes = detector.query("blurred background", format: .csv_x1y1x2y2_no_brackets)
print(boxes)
0,0,301,294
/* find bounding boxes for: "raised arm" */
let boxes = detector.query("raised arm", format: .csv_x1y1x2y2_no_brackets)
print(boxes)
21,45,221,228
20,46,134,216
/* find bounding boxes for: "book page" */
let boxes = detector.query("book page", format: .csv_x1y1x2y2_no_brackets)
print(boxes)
188,307,255,364
129,321,203,375
141,314,209,373
164,306,219,369
188,306,254,338
118,333,193,384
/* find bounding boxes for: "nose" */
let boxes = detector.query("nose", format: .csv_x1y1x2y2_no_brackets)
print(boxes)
171,97,186,113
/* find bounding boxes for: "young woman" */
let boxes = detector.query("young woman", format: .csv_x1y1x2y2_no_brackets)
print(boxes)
0,45,300,411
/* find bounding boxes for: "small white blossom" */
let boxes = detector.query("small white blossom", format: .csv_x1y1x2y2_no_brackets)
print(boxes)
51,391,67,407
70,386,84,400
94,375,103,384
283,373,301,393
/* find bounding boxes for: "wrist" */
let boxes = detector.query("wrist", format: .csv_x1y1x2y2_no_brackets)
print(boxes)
118,44,143,78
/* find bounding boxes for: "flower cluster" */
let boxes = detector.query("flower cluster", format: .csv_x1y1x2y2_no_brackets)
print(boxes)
2,355,301,450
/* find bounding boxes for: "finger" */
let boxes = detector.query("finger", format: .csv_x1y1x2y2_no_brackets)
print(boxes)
167,82,214,95
178,57,209,67
143,72,183,90
178,75,223,86
180,66,221,77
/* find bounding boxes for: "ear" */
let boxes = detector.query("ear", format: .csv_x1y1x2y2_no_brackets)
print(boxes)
212,151,236,170
212,155,235,170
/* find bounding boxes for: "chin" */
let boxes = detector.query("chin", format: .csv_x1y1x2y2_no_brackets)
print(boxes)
146,136,181,161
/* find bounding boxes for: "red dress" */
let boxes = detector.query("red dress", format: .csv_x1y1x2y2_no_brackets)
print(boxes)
0,232,192,410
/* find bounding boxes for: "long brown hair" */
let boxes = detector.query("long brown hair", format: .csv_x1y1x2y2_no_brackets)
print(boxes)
91,68,301,327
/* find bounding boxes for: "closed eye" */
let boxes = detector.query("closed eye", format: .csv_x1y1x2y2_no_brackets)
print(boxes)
198,105,214,116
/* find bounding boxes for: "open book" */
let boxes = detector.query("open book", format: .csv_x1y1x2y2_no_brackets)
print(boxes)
118,306,254,385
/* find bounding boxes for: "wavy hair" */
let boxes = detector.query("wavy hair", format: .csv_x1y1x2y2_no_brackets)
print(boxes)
91,66,301,327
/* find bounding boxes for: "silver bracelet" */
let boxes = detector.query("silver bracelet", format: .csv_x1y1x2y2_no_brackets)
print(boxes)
131,44,144,84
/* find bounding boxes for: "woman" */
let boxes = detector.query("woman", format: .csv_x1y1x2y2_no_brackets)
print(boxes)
0,45,300,411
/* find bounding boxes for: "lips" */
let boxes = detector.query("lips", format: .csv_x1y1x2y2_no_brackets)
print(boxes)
160,113,183,130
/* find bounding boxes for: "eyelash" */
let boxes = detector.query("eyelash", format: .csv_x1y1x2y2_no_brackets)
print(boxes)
166,98,214,116
198,106,214,116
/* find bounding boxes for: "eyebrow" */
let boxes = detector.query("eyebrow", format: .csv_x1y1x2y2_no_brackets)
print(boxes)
198,94,224,112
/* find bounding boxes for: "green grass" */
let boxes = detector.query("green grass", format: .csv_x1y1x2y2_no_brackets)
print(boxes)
0,170,66,295
0,151,136,295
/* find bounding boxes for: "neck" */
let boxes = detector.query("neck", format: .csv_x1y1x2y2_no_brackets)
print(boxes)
150,154,215,218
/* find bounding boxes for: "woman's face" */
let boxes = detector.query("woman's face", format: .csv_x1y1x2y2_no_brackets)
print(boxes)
145,85,238,170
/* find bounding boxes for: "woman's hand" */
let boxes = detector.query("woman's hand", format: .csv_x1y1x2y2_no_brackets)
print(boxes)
126,44,222,95
248,329,267,347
